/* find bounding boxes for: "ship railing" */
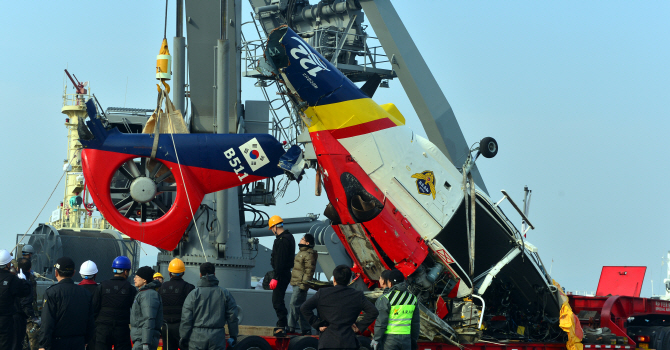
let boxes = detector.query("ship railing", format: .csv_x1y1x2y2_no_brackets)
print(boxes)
49,207,113,231
62,92,91,107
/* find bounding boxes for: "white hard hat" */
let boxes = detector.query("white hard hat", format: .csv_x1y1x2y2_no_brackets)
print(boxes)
22,245,35,254
0,250,12,265
80,260,98,275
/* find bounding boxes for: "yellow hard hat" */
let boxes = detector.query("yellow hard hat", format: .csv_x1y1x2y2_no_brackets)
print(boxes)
153,272,163,279
168,258,186,273
268,215,284,228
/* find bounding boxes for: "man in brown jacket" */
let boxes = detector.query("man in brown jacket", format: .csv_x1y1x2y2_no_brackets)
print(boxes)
287,234,317,335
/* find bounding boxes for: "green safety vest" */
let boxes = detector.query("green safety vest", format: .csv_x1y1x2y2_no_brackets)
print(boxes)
383,290,417,335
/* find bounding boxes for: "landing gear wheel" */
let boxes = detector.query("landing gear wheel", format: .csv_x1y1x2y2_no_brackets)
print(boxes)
110,157,176,222
479,137,498,158
232,335,273,350
288,336,318,350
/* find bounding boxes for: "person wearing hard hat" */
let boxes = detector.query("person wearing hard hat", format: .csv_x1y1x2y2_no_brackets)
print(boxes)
79,260,99,295
38,256,95,350
153,273,164,284
14,258,37,350
91,256,136,350
0,249,30,349
158,258,194,350
20,245,40,350
179,262,238,350
21,245,35,260
268,215,296,336
78,260,98,350
130,266,163,350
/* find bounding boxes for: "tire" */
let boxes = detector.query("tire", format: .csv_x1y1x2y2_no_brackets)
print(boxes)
657,327,670,350
288,336,319,350
357,335,372,350
479,137,498,158
233,335,273,350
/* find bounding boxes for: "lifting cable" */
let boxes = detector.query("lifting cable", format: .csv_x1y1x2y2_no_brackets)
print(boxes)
166,111,208,262
163,0,168,40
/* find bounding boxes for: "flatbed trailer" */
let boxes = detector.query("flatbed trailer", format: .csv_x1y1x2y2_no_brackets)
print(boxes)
200,293,670,350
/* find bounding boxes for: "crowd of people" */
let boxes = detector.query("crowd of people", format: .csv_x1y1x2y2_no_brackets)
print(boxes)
268,215,420,350
0,216,420,350
0,249,238,350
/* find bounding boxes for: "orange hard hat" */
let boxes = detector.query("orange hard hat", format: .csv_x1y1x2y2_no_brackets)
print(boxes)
268,215,284,228
168,258,185,273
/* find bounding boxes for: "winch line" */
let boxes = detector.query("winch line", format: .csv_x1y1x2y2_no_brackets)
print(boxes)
166,111,208,262
163,0,169,40
12,156,76,254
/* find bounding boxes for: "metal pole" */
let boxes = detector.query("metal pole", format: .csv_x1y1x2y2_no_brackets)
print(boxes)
173,0,185,113
176,0,183,37
215,39,230,254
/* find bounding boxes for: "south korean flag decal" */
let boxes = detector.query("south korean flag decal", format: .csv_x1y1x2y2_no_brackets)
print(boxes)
239,137,270,171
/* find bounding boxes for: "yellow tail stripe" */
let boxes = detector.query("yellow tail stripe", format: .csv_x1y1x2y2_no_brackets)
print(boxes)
303,98,405,133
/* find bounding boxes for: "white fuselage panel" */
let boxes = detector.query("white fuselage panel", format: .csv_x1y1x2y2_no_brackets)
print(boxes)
339,125,465,240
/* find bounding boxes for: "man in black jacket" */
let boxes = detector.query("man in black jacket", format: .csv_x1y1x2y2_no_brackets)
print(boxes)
268,215,295,336
158,258,194,350
301,265,379,350
92,256,136,350
0,249,31,350
38,256,95,350
13,258,36,350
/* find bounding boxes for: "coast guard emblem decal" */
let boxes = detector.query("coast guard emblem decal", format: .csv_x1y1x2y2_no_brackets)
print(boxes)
411,170,436,199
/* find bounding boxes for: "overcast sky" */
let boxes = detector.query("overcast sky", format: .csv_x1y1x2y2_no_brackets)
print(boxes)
1,1,668,296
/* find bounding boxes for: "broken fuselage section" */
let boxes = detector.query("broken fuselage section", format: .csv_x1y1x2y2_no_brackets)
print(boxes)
260,26,563,341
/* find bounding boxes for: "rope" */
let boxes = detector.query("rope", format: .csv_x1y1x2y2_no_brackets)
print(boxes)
165,111,208,262
12,156,75,254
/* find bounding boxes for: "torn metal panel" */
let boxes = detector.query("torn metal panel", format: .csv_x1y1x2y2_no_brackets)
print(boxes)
339,223,385,280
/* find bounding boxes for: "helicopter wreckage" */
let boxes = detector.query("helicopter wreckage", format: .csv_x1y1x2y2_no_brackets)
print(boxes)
79,25,567,344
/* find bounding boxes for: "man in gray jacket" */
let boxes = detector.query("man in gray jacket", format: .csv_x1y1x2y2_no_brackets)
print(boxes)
373,270,420,350
130,266,163,350
180,262,239,350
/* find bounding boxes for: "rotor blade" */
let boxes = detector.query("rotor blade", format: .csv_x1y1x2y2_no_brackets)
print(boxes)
118,166,135,181
110,188,130,194
114,196,133,209
157,185,177,192
152,198,169,214
124,201,139,218
154,170,173,184
125,160,141,178
149,161,164,179
139,158,147,176
140,203,147,222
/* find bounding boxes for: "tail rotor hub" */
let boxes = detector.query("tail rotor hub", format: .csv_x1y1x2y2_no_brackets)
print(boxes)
129,177,157,203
